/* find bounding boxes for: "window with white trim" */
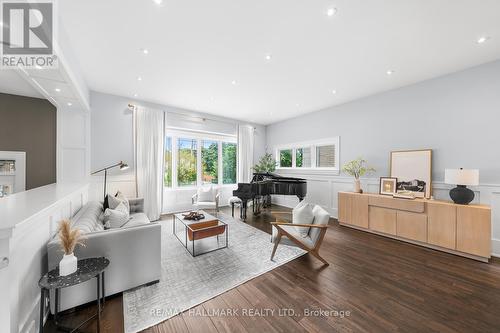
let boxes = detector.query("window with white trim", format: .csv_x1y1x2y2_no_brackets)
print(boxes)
164,129,237,188
276,137,340,172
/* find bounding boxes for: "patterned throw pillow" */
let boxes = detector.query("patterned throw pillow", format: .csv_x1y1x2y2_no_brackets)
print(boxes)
108,191,130,212
103,202,130,229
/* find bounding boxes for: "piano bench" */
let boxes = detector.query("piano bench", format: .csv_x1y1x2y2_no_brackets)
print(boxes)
228,196,242,217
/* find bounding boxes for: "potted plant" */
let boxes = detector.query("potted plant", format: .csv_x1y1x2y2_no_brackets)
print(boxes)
252,153,277,173
252,153,277,206
342,158,375,193
58,219,85,276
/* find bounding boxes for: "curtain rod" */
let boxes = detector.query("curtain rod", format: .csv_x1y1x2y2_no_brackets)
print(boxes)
127,103,257,129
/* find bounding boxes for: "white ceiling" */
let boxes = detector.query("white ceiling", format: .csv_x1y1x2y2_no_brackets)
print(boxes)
59,0,500,125
0,70,44,99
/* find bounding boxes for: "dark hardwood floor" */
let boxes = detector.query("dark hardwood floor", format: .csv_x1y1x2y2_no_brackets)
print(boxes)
44,205,500,333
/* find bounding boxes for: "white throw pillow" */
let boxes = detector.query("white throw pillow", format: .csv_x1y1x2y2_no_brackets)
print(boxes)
292,201,314,237
197,187,215,202
103,202,130,229
108,191,130,212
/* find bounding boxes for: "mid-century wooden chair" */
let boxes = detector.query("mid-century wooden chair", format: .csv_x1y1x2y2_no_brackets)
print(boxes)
270,205,330,265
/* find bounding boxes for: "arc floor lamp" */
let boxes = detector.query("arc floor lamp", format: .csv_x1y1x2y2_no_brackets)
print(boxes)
91,161,129,200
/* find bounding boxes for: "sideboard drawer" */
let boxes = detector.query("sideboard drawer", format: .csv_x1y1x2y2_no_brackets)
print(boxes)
397,211,427,242
368,195,425,213
369,206,397,235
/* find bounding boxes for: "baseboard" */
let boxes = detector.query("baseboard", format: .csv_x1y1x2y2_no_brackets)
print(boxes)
491,238,500,258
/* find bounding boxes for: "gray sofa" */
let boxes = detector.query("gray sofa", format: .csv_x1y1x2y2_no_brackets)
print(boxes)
47,199,161,313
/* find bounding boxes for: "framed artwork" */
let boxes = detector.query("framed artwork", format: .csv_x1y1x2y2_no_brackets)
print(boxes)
379,177,397,196
390,149,432,198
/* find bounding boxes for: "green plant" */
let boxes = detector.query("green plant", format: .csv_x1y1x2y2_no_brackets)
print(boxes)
342,158,375,179
252,153,277,173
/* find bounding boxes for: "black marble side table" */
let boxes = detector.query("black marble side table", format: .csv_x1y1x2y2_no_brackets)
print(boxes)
38,257,110,333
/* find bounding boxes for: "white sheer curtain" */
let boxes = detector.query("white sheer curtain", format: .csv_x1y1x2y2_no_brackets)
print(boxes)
134,106,164,221
237,125,255,183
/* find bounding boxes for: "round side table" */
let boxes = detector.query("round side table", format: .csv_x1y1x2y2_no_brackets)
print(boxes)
38,257,110,333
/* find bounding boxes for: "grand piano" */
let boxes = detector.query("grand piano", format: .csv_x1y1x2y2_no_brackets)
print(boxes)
232,172,307,220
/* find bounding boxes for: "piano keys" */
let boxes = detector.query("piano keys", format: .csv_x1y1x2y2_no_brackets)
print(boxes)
232,172,307,220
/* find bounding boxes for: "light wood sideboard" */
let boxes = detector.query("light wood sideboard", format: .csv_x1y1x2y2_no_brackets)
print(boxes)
338,192,492,262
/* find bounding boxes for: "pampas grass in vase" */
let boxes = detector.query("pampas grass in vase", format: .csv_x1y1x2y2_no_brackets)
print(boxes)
58,219,85,276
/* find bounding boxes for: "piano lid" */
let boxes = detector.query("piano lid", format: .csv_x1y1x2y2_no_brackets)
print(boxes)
252,171,306,182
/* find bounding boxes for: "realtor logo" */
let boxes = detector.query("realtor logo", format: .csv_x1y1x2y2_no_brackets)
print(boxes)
1,0,57,68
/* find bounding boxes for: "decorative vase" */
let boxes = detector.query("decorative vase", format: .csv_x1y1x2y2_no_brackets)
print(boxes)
354,179,361,193
59,253,77,276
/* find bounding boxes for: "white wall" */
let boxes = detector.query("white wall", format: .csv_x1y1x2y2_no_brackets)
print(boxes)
89,91,267,206
0,184,88,333
266,60,500,257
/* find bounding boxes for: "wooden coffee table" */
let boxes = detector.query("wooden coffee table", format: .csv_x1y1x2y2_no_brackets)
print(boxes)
173,210,228,256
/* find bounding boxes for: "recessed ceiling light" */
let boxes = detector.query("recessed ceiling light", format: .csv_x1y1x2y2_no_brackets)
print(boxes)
265,54,272,61
137,76,142,81
133,93,138,97
152,0,163,4
477,36,490,44
332,89,337,95
55,88,61,92
231,80,237,85
386,70,395,75
141,48,149,55
327,7,337,17
67,102,72,106
295,103,300,107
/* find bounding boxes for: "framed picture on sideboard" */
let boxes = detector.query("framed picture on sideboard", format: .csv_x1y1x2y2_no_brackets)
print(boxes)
390,149,432,198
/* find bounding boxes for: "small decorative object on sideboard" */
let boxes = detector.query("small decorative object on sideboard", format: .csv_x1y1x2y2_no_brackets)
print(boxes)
342,158,376,193
379,177,397,196
445,168,479,205
58,219,85,276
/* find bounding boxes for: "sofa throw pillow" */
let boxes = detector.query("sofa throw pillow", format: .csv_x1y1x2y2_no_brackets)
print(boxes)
103,202,130,229
292,200,314,237
197,187,215,202
108,191,130,212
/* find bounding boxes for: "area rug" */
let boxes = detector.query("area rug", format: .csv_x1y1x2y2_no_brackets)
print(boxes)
122,212,306,333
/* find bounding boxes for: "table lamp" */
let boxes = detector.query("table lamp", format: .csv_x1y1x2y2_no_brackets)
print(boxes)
444,168,479,205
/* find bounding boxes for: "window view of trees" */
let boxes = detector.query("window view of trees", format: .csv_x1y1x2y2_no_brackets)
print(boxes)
279,149,292,167
164,132,237,188
202,140,218,184
296,147,311,168
177,138,197,186
164,137,172,187
222,142,236,184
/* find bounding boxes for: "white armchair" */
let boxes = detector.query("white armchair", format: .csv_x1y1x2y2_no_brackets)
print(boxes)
192,186,220,213
270,204,330,265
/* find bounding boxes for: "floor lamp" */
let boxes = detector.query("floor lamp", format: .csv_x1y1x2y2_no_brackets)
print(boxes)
91,161,129,200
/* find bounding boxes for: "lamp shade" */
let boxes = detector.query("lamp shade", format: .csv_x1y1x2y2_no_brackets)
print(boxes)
445,169,479,186
119,161,129,171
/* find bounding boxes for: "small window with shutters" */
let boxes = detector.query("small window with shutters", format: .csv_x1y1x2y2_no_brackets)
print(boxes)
316,144,336,168
275,137,339,173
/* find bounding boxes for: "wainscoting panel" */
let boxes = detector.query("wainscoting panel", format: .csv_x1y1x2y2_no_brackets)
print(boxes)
272,172,500,257
1,184,88,333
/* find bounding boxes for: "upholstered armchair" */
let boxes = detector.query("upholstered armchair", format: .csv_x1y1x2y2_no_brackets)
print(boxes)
192,186,220,213
270,204,330,265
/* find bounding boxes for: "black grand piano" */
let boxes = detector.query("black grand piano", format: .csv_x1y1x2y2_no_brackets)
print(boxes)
233,172,307,220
